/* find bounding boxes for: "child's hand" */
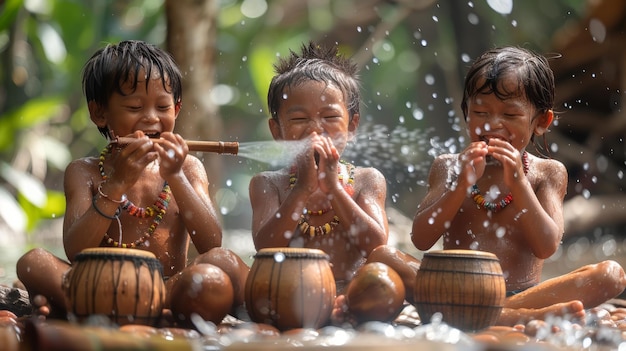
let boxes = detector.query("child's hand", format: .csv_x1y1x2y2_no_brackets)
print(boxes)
291,134,321,194
315,134,341,194
457,141,488,188
107,131,158,191
486,138,526,187
154,132,188,180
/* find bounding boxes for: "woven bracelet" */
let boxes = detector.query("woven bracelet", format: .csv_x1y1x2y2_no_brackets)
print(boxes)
92,195,121,220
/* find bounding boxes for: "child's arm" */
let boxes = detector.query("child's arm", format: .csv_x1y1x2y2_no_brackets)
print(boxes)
489,139,566,258
154,132,222,253
63,160,118,261
251,136,327,250
327,166,389,254
411,143,488,250
250,171,309,250
315,136,388,254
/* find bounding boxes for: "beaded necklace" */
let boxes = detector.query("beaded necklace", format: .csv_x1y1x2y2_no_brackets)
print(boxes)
289,160,354,237
98,144,171,248
298,215,340,237
470,151,529,213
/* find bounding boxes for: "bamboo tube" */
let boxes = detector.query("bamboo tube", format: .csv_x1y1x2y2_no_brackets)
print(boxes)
113,137,238,155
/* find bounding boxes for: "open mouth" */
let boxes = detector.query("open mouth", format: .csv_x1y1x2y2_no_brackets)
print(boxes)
145,132,161,139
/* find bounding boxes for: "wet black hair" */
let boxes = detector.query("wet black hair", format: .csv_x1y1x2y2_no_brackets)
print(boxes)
82,40,183,139
461,46,555,118
267,41,361,121
460,46,556,151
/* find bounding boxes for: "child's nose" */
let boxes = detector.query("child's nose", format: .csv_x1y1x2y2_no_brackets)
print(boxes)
309,119,324,134
143,109,160,123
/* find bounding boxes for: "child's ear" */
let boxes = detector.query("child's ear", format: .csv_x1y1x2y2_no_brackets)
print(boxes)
534,110,554,136
88,101,108,129
347,113,360,141
268,118,283,140
174,100,182,118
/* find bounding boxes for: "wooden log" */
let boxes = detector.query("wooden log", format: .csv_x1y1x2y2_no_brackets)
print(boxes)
0,285,32,317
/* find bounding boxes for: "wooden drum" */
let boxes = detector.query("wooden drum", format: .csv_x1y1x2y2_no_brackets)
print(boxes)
413,250,506,331
63,247,166,326
244,248,336,331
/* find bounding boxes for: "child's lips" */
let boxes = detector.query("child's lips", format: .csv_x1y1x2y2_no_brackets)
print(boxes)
481,136,507,144
144,131,161,139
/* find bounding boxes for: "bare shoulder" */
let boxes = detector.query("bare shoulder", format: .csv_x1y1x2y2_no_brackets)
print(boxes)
428,153,457,178
353,166,386,193
182,154,210,180
249,169,286,192
530,155,568,184
183,154,206,171
64,156,98,181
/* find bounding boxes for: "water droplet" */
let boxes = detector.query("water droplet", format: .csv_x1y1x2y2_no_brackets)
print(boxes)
467,13,479,25
589,18,607,43
273,252,285,262
486,0,512,14
496,227,506,238
412,108,424,120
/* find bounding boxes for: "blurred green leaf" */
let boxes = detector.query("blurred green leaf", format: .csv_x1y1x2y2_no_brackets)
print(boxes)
0,186,26,233
0,0,24,32
0,97,65,151
0,161,47,207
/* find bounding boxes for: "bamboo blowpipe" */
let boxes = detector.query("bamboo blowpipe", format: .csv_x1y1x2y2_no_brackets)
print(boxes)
113,137,239,155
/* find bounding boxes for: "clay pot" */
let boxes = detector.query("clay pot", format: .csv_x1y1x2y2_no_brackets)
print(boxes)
169,263,234,327
346,262,405,324
244,248,336,331
413,249,505,331
63,247,166,326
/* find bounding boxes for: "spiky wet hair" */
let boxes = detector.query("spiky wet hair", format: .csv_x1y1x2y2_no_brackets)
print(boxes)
267,41,361,121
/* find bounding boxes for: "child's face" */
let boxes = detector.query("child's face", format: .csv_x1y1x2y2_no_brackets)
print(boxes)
465,78,549,151
269,80,358,153
90,69,180,139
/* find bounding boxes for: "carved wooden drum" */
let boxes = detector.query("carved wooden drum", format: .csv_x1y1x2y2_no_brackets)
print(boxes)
244,248,336,331
63,247,166,326
413,249,506,331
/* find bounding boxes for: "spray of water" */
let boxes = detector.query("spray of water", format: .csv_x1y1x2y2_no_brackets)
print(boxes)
236,139,308,168
233,123,459,188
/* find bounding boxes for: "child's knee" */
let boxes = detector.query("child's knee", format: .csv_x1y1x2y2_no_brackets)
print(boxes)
366,244,394,262
16,248,48,276
600,260,626,284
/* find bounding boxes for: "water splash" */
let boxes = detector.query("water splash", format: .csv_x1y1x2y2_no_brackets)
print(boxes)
343,124,439,186
236,140,307,168
233,123,461,195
